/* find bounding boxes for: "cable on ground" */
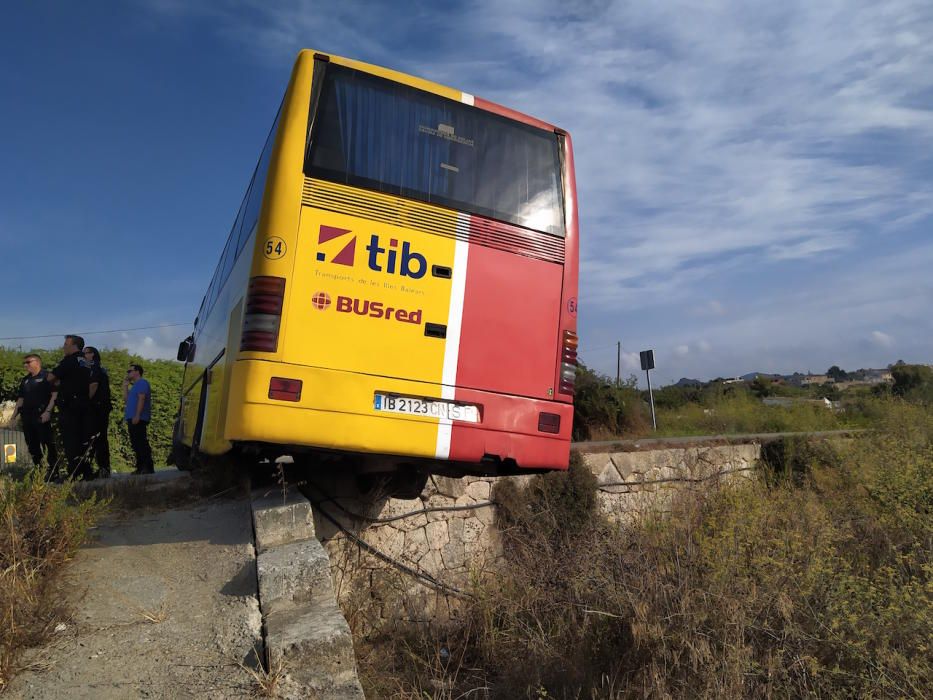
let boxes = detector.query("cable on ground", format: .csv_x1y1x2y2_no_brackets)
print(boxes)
303,485,470,599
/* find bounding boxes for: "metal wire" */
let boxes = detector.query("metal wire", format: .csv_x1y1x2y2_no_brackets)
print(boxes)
304,487,470,599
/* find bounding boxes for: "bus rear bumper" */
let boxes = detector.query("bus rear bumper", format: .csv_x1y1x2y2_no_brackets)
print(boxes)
224,360,572,470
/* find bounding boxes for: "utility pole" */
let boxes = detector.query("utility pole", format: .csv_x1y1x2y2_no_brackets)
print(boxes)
616,341,621,387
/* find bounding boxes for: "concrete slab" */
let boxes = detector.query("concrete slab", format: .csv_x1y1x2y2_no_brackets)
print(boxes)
251,487,364,699
256,539,332,609
251,486,317,553
265,595,364,699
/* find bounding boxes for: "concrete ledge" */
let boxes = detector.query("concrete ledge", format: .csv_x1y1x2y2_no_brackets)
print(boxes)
251,487,317,553
251,488,364,699
266,595,363,697
257,539,332,609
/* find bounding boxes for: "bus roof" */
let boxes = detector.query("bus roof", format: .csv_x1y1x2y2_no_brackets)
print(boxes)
297,49,559,133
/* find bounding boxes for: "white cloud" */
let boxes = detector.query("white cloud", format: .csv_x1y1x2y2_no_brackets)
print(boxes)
140,0,933,380
871,330,895,348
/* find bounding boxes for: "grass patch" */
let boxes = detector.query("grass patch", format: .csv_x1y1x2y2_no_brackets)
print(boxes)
358,401,933,698
0,470,106,688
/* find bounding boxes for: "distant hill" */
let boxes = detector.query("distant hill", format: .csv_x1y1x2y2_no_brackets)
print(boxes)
740,372,783,382
674,377,703,387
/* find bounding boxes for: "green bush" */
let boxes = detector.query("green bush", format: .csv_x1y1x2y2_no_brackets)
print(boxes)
572,365,648,440
0,346,184,472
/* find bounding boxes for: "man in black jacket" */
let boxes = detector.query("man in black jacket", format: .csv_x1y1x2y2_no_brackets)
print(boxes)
83,346,112,478
47,334,94,480
10,354,59,480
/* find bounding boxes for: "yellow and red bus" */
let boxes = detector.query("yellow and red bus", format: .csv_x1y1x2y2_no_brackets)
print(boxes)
172,50,579,494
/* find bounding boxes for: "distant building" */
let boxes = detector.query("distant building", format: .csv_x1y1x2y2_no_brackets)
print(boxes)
801,374,834,387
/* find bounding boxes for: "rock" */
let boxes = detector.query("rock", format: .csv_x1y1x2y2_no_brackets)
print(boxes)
465,480,491,501
425,520,449,550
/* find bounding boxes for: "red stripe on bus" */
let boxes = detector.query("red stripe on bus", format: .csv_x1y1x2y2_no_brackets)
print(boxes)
472,96,556,132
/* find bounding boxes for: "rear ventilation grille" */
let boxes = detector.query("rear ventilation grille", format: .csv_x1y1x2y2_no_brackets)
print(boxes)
302,178,565,264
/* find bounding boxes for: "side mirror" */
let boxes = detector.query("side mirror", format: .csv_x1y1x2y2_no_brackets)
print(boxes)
176,336,194,363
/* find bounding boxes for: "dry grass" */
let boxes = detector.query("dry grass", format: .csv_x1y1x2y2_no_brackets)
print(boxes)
240,647,287,699
358,402,933,699
0,470,106,689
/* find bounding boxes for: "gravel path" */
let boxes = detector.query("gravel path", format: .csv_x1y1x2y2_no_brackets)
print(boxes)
8,498,262,699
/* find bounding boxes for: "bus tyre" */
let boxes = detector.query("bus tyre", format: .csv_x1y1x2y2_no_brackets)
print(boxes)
172,443,193,471
391,471,429,499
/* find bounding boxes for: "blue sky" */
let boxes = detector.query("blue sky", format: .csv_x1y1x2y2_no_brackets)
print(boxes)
2,0,931,385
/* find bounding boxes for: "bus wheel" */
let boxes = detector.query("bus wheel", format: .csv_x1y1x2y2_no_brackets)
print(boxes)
171,442,193,471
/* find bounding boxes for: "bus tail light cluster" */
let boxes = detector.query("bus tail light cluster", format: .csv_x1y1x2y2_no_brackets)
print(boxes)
538,412,561,434
241,276,286,352
558,330,578,395
269,377,302,401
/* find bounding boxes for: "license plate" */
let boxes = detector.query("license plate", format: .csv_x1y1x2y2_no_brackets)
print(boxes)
373,394,480,423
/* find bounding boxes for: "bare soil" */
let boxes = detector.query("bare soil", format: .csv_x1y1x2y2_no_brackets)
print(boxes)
6,498,262,698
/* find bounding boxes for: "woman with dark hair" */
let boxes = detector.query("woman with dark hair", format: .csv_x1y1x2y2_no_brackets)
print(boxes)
83,346,112,478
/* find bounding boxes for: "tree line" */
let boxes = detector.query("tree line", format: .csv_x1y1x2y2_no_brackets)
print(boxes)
1,346,184,471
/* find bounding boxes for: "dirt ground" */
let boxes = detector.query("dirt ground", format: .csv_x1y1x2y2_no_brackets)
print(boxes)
7,497,263,699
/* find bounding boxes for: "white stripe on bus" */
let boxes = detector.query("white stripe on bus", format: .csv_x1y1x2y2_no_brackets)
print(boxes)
435,215,470,459
461,92,474,106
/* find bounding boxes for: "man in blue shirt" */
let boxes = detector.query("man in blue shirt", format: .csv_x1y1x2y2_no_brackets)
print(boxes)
122,363,154,474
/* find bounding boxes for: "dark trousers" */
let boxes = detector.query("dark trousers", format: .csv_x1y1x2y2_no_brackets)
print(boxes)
21,412,59,477
128,420,154,473
59,407,94,480
89,408,111,477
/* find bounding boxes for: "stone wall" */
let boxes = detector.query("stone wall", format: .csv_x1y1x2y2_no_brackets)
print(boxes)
310,442,761,629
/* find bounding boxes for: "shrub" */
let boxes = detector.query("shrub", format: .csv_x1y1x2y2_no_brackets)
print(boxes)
358,403,933,698
572,365,648,440
0,471,106,686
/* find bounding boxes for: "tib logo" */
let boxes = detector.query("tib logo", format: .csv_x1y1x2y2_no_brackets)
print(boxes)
315,225,428,279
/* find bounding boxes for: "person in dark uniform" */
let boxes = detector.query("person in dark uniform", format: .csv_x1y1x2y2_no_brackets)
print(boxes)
46,335,94,480
83,346,112,478
10,354,60,480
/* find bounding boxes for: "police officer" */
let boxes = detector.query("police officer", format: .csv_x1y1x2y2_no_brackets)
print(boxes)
46,334,94,480
83,346,112,478
10,354,59,480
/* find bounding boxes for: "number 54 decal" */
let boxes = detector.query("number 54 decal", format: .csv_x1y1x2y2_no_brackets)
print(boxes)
263,237,287,260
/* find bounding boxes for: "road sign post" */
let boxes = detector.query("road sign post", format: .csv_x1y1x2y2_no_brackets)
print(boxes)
640,349,657,431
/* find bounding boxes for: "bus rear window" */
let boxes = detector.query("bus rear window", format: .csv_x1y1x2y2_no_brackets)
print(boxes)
306,65,565,237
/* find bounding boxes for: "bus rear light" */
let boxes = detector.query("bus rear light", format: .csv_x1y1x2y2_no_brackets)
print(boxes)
558,330,578,395
245,276,286,314
269,377,302,401
241,276,286,352
538,412,561,434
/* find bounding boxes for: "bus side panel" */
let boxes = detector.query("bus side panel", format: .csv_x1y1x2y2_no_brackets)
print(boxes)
179,378,202,447
199,300,244,455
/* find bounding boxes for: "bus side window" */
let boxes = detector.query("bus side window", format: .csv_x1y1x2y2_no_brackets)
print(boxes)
217,232,237,300
238,104,282,256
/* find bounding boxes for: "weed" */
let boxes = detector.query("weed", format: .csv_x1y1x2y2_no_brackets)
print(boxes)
0,469,105,687
358,401,933,698
240,647,286,698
